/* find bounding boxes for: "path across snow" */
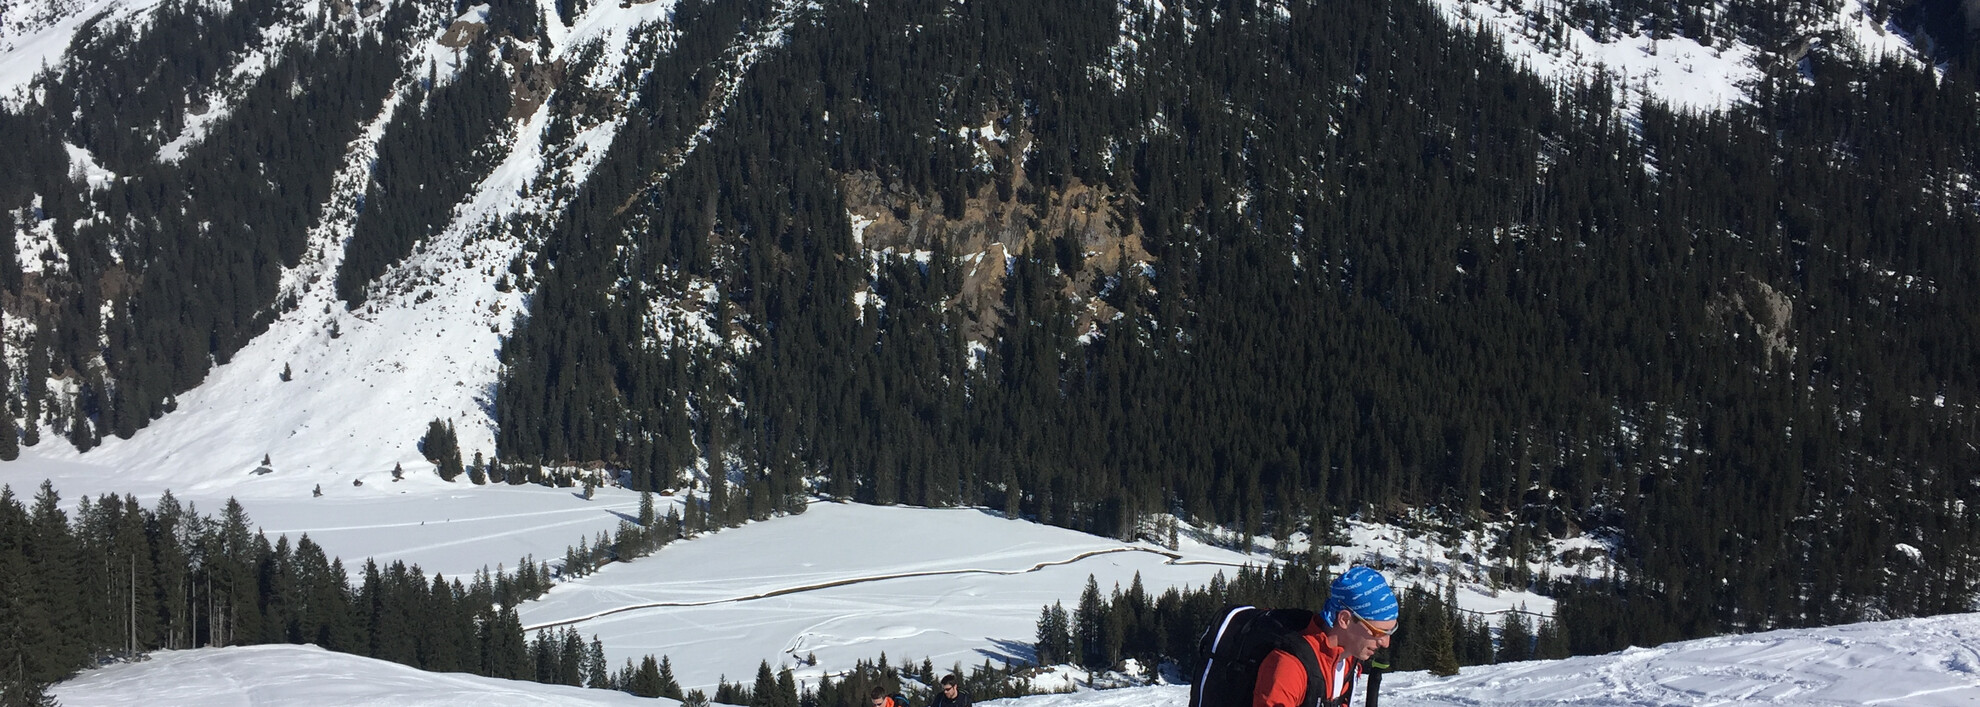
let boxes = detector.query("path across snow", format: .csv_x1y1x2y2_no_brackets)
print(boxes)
522,546,1224,631
517,502,1265,691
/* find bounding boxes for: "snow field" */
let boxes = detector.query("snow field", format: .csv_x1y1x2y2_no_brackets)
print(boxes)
518,502,1263,692
52,612,1980,705
53,644,674,706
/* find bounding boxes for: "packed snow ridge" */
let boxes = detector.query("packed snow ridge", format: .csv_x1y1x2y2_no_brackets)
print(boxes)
54,612,1980,705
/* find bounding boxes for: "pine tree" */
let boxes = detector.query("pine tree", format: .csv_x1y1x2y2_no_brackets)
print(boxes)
658,655,684,700
1497,610,1534,663
631,655,663,697
750,660,779,707
1074,576,1106,669
1035,604,1062,664
1426,608,1460,677
1534,617,1570,660
585,636,609,688
0,395,17,462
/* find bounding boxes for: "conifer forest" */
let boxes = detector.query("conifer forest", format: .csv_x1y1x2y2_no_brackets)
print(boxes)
1,0,1979,700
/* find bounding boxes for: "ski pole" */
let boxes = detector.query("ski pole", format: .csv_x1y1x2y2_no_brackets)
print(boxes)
1364,659,1389,707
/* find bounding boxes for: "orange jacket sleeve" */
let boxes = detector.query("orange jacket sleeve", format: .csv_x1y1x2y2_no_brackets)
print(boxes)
1251,649,1309,707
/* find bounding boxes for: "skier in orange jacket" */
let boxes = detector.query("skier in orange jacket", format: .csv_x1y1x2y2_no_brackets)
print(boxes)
1252,566,1398,707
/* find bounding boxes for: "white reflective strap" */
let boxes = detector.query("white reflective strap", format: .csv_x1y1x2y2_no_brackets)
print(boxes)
1330,658,1347,700
1196,606,1254,690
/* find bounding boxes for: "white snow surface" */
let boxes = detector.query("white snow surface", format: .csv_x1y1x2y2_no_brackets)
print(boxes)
3,456,649,582
1428,0,1762,114
53,612,1980,705
5,0,660,502
1426,0,1931,115
54,644,675,706
0,0,169,98
1016,613,1980,706
517,501,1262,691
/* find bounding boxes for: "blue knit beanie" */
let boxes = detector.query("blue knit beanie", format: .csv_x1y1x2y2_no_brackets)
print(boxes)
1322,566,1399,622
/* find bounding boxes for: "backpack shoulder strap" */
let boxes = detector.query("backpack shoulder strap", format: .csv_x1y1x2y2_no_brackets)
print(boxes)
1329,657,1362,707
1271,631,1327,707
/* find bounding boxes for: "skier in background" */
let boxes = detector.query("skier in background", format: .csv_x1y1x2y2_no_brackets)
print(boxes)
930,674,971,707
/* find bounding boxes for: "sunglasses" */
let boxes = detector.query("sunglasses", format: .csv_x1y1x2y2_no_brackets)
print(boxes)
1351,611,1397,639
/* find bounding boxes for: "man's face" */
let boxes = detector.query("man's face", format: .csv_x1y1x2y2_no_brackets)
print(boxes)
1336,610,1396,660
943,684,958,699
871,698,888,707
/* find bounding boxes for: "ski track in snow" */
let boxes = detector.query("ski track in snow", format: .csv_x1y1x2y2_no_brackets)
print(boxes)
521,546,1242,632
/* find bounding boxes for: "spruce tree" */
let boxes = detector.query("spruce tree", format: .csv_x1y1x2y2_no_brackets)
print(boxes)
1426,609,1460,677
1534,617,1570,660
631,655,662,697
1497,610,1534,663
1074,576,1106,669
658,655,684,700
750,660,779,707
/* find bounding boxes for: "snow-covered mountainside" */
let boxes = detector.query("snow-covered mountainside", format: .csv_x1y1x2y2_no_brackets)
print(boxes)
4,2,1979,700
54,612,1980,705
5,0,688,487
0,0,1937,483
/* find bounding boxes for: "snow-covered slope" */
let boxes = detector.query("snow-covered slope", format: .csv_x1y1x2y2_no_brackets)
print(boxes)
0,454,653,582
0,0,167,96
0,462,1569,690
1429,0,1930,114
54,613,1980,706
53,644,675,707
7,0,677,491
517,501,1262,691
0,0,1931,487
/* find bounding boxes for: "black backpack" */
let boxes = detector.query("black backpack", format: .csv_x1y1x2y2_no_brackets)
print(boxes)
1187,606,1351,707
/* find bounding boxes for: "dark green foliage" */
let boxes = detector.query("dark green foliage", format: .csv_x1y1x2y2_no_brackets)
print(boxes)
338,42,514,308
1496,610,1534,664
658,655,684,699
0,482,710,698
1032,562,1569,678
422,419,464,481
1036,560,1336,674
0,0,1970,665
0,0,424,442
629,655,665,697
494,0,1980,652
1423,611,1462,677
1033,602,1073,666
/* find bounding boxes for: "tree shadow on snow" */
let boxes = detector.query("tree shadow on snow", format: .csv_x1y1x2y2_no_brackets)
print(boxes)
977,637,1036,666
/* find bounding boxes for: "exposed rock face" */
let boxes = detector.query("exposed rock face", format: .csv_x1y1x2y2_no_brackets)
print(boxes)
1709,275,1794,368
437,18,485,49
506,52,560,120
840,126,1154,343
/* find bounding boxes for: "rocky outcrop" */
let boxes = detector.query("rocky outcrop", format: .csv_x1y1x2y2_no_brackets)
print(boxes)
840,126,1153,343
